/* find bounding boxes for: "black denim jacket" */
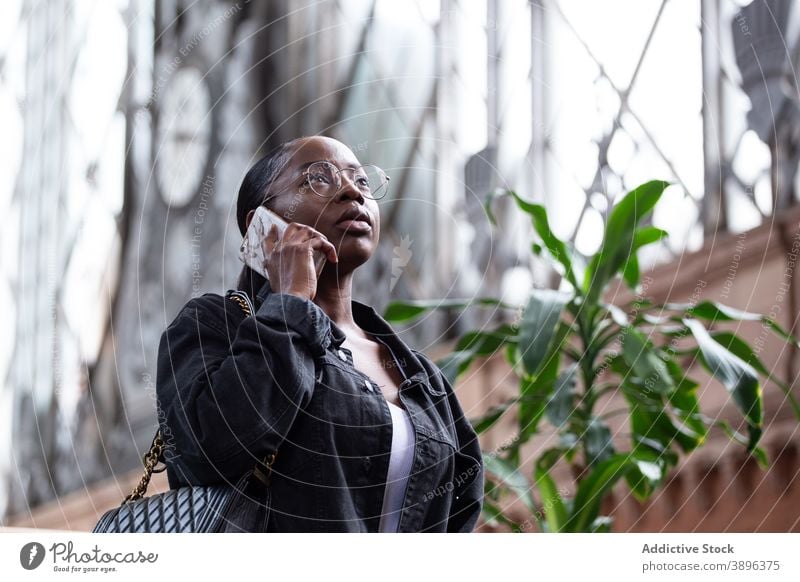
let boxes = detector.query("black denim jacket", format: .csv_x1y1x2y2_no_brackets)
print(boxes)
155,279,484,532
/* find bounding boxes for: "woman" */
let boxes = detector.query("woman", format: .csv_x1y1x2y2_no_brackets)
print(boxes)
155,135,484,532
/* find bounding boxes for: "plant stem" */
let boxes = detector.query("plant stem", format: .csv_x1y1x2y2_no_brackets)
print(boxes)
576,309,600,466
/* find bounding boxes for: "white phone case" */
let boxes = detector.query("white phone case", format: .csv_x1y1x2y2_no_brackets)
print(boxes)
238,206,327,279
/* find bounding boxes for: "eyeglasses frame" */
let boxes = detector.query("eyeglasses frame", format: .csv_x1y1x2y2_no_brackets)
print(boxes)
299,161,391,201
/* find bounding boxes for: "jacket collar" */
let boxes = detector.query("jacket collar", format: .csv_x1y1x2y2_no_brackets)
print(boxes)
252,279,430,389
336,301,430,390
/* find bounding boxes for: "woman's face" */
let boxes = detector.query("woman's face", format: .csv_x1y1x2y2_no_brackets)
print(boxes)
250,136,381,274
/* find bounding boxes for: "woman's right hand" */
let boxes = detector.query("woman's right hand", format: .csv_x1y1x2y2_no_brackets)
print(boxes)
262,222,338,300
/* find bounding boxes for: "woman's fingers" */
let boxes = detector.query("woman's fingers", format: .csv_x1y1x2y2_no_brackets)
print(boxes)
262,223,279,257
258,220,338,299
307,236,338,264
282,222,338,263
283,222,322,241
262,220,337,273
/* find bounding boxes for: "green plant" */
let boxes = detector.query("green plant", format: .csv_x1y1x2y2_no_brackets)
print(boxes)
384,180,800,532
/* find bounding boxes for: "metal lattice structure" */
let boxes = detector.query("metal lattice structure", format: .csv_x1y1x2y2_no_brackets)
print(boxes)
1,0,142,518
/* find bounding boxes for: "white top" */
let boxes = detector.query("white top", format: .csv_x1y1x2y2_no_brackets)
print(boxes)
378,400,415,532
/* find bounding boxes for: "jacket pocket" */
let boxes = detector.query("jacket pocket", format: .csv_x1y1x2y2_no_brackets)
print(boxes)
413,421,456,454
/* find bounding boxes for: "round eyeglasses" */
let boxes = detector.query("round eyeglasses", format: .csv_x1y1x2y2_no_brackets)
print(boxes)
300,161,391,200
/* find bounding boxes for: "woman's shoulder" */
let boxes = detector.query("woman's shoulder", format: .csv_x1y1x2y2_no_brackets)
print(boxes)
168,291,250,334
407,346,440,373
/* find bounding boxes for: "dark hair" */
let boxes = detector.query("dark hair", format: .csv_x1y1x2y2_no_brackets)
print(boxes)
235,138,304,296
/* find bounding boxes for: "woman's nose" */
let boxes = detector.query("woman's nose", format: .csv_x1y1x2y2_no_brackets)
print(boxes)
335,173,364,202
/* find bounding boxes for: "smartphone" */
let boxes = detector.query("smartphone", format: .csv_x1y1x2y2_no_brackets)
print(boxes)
239,206,327,280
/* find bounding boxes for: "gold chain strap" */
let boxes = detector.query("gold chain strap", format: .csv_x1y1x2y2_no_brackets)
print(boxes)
123,292,277,504
227,293,252,317
124,432,165,503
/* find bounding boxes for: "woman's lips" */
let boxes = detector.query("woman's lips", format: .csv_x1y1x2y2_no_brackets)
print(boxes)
334,219,372,234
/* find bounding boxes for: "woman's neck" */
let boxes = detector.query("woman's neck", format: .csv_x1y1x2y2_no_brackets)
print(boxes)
314,271,364,337
238,265,365,339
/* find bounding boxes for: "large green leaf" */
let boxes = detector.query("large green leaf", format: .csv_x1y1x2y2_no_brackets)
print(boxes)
602,181,669,249
663,359,709,445
504,342,526,377
618,351,704,455
624,449,669,502
483,454,535,512
683,318,763,451
470,399,516,434
481,499,522,530
621,226,669,289
603,303,631,328
519,350,561,439
437,324,519,385
666,300,800,348
566,454,634,532
587,322,623,359
711,330,800,420
383,297,515,323
583,180,670,303
634,226,670,248
456,324,517,355
436,350,478,385
620,327,674,394
534,451,568,532
714,420,769,469
667,383,708,445
585,416,615,467
621,253,641,290
508,191,580,289
624,387,703,454
545,363,579,428
518,288,572,377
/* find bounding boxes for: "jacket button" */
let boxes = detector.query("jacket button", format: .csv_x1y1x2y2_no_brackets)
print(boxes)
363,379,373,392
338,349,348,361
362,456,372,471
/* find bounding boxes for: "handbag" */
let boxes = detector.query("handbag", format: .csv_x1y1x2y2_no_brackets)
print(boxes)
92,290,277,533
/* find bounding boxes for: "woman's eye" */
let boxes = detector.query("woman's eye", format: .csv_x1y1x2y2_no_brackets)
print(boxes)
309,173,331,185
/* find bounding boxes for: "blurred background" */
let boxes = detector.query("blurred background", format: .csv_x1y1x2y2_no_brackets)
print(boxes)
1,0,799,531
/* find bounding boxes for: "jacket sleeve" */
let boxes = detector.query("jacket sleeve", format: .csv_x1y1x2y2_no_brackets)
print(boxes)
414,350,485,532
155,291,328,487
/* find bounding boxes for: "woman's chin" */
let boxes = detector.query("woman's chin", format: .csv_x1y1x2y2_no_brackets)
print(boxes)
330,239,376,273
